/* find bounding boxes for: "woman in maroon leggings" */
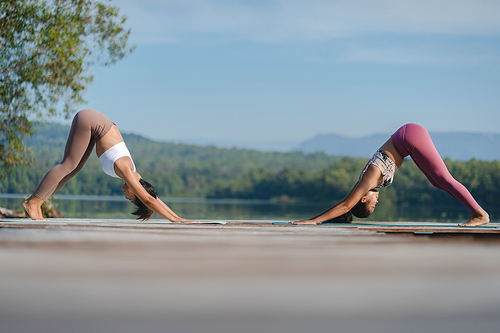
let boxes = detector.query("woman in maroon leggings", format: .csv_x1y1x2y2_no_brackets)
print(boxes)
23,109,193,222
295,123,489,227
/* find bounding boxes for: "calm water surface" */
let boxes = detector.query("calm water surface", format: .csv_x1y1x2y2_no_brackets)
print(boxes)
1,194,498,222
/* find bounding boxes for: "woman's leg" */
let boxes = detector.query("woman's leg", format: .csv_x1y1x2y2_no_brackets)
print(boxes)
23,111,96,219
403,123,488,226
49,137,96,195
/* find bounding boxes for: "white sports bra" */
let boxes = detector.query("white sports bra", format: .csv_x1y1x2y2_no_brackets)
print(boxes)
99,142,136,178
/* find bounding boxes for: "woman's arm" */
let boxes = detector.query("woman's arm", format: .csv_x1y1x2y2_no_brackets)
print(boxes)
294,165,381,224
129,178,187,221
155,196,194,222
115,159,195,222
308,181,360,220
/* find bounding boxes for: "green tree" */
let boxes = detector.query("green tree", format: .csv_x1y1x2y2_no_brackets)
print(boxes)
0,0,134,175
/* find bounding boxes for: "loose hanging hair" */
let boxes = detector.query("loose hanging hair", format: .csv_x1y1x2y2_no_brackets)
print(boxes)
132,179,157,220
350,200,372,218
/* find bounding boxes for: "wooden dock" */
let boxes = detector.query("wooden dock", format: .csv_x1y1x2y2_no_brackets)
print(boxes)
1,218,500,333
2,218,499,234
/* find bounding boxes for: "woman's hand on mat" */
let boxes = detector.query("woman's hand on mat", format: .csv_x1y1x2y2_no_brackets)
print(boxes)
293,219,318,225
171,218,199,223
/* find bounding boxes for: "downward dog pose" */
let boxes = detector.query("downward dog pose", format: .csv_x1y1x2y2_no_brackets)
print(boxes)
295,123,489,227
23,109,192,222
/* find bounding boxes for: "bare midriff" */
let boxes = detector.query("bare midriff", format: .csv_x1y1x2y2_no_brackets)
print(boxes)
379,138,404,168
96,125,125,158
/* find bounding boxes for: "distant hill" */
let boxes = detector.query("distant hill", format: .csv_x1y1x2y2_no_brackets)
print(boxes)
294,132,500,161
25,122,500,161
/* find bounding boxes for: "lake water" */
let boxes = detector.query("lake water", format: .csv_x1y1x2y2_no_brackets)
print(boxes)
1,193,498,222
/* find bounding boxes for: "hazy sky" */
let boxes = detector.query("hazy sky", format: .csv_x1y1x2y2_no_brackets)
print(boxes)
79,0,500,147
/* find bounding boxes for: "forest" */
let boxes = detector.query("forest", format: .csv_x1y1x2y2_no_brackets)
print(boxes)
2,123,499,214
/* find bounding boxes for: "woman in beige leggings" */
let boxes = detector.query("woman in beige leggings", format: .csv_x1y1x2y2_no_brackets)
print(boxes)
23,109,192,222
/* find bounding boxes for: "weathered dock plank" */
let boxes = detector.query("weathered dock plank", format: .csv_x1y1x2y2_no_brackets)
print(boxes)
1,218,499,235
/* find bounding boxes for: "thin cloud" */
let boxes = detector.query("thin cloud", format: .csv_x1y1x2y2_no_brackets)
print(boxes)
341,37,500,66
115,0,500,44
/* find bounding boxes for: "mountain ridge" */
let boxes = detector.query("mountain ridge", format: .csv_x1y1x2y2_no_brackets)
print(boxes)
294,132,500,161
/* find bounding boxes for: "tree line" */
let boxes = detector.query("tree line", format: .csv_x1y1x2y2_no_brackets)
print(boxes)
2,123,499,213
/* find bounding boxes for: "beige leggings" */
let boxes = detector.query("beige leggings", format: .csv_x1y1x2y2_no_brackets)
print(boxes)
33,109,114,201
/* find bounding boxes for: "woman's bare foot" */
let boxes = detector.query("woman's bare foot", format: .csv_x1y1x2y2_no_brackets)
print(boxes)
22,197,46,221
458,208,489,227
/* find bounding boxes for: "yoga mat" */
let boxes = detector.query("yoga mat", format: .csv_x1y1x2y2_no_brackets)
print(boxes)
0,218,227,224
272,221,499,228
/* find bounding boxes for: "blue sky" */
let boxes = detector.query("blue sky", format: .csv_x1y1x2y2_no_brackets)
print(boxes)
79,0,500,149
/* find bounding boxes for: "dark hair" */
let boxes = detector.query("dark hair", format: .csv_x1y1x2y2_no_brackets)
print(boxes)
350,200,372,218
323,212,353,223
132,179,157,221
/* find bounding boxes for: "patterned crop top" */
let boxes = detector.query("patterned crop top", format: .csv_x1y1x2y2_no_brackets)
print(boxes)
359,150,399,188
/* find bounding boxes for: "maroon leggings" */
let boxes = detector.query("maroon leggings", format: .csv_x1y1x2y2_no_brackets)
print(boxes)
391,123,481,213
33,109,114,201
